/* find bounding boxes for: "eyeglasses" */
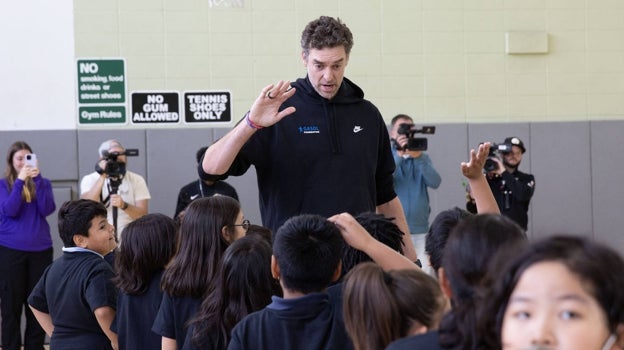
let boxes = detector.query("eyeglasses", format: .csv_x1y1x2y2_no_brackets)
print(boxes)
232,219,251,232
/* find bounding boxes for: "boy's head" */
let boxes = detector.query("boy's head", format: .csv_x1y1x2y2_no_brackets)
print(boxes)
58,199,115,255
272,214,344,294
426,207,472,274
341,212,404,277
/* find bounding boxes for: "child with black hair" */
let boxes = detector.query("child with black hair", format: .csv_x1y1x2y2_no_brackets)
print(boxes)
28,199,118,350
183,234,281,350
111,213,178,350
245,223,272,244
228,213,418,350
340,212,405,279
153,195,248,350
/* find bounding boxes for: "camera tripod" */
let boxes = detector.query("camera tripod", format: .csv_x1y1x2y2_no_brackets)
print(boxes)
107,175,124,243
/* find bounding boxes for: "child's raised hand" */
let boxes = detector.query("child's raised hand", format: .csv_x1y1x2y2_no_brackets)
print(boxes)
328,213,373,252
461,142,490,180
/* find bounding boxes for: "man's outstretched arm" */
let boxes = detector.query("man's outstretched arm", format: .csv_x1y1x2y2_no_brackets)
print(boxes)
202,81,296,176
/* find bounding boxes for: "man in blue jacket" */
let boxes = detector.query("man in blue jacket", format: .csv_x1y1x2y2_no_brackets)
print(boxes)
200,16,417,261
389,114,441,273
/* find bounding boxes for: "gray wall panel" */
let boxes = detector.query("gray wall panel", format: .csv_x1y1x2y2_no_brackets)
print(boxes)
50,187,73,259
531,122,592,238
591,120,624,253
425,123,470,220
146,128,217,217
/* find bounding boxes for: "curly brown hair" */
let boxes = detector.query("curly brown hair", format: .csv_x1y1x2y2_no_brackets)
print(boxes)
301,16,353,59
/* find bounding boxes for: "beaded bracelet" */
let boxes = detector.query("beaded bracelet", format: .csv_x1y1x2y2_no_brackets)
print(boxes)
245,112,263,130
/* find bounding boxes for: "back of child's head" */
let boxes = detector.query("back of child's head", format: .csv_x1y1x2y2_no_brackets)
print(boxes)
113,213,178,295
343,262,445,350
246,224,272,244
439,213,527,349
273,214,343,294
219,233,281,312
58,199,108,247
162,195,240,297
343,262,402,350
191,234,281,348
443,214,527,303
390,268,446,332
179,195,240,243
178,195,240,261
426,207,472,274
341,212,404,277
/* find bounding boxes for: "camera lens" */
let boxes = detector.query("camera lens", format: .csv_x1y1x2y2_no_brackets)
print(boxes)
484,158,498,172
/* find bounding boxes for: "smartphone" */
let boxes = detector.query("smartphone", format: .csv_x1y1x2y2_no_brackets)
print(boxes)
25,153,37,167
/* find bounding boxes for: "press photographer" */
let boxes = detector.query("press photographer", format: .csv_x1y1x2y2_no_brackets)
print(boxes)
467,137,535,230
391,122,436,152
80,139,151,242
390,114,441,274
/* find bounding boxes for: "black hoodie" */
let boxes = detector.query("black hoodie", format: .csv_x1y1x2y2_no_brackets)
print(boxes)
201,76,396,232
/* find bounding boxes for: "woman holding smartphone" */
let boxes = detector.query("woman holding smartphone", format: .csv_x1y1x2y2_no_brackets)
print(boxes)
0,141,56,350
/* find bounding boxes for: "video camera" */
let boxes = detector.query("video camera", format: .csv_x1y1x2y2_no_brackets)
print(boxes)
394,124,436,151
483,142,512,172
97,149,139,179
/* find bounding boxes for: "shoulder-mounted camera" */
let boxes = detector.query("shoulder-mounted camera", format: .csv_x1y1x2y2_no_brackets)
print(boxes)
393,124,436,151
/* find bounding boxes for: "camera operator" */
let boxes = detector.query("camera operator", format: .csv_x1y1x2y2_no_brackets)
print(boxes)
389,114,441,273
80,139,150,240
472,136,535,230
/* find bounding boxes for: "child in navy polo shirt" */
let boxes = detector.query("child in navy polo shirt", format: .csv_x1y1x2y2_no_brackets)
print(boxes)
28,199,118,350
111,213,178,350
228,213,419,350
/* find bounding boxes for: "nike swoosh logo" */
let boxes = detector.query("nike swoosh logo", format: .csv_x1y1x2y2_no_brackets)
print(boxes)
190,194,200,200
353,126,363,133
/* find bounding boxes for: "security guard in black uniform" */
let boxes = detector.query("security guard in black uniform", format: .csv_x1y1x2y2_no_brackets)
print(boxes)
484,136,535,230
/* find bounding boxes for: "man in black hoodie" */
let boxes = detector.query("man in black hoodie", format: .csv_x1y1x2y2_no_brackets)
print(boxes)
199,16,418,262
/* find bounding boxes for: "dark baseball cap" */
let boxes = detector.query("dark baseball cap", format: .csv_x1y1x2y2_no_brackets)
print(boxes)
503,137,526,153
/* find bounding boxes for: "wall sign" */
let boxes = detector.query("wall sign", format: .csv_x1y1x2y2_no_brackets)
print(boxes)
131,92,180,124
76,58,126,125
184,91,232,124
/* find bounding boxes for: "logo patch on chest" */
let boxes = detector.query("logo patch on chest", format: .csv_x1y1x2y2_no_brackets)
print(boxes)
298,125,320,134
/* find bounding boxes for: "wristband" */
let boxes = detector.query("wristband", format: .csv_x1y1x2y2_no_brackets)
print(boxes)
414,259,422,268
245,112,263,130
121,201,128,210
